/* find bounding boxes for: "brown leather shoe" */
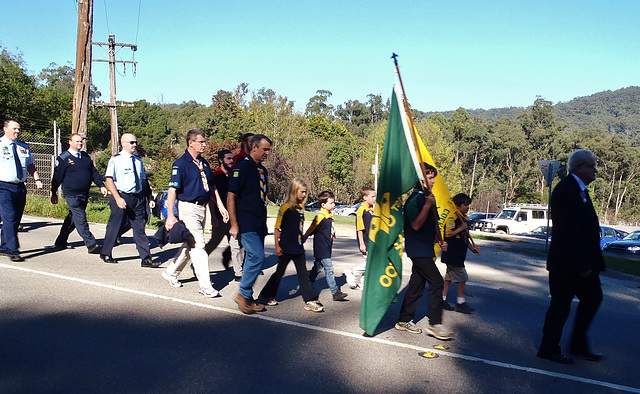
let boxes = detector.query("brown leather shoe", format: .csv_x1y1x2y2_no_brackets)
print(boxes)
234,293,266,314
250,299,266,312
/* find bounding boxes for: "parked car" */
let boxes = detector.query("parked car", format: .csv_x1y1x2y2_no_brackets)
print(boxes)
304,201,323,213
305,200,345,213
514,225,552,240
335,202,362,217
152,190,178,220
599,226,627,250
467,212,496,230
602,230,640,253
480,203,550,234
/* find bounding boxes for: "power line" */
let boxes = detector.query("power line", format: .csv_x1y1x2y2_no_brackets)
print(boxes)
135,0,142,45
102,0,110,33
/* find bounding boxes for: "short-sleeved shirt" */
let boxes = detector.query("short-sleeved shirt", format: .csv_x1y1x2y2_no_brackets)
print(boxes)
403,189,437,258
305,207,335,259
0,136,34,183
356,202,374,242
441,214,468,267
275,202,305,255
105,150,147,194
169,151,215,204
228,156,268,236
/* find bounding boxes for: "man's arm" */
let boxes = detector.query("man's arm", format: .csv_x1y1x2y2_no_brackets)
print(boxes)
105,178,126,210
26,163,43,190
212,188,229,223
228,191,239,239
50,157,63,204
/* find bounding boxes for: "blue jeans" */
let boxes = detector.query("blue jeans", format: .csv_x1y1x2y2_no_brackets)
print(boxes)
309,258,339,294
238,232,265,299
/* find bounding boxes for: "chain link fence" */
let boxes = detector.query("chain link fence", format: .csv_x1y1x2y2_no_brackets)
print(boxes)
20,132,57,197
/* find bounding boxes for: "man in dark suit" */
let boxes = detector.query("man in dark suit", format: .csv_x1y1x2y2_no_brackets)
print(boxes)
538,149,605,364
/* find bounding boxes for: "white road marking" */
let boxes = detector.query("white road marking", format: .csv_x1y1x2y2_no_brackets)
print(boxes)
2,262,638,393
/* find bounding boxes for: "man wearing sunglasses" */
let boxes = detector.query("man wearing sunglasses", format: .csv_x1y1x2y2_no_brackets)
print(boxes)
101,133,158,268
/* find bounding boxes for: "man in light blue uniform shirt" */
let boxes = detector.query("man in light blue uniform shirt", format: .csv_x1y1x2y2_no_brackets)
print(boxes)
100,133,158,267
0,119,44,261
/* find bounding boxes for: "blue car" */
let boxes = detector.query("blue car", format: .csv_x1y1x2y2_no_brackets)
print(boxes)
152,190,178,220
599,226,627,250
603,229,639,253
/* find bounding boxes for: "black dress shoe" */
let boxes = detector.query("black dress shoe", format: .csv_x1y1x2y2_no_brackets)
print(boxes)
88,244,101,254
569,349,603,361
8,253,25,262
100,254,118,264
234,275,242,282
537,351,574,364
141,258,161,268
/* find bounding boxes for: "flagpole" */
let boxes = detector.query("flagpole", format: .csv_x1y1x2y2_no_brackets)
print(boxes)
391,53,444,245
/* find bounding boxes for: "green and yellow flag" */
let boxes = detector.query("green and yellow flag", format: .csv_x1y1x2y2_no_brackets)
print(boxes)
359,84,458,336
359,84,422,335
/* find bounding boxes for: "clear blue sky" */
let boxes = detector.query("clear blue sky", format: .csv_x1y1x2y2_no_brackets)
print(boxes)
2,1,639,112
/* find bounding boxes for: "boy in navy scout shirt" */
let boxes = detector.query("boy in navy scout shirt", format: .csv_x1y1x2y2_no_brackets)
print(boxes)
441,193,480,314
305,191,348,301
345,186,376,290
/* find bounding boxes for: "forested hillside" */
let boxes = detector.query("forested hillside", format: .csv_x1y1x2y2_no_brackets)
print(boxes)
420,86,640,144
2,46,639,224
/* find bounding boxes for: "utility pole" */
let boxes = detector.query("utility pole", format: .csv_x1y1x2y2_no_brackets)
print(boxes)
72,0,93,139
92,34,137,155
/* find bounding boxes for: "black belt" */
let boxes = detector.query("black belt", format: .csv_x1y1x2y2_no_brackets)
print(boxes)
184,200,207,206
118,190,142,196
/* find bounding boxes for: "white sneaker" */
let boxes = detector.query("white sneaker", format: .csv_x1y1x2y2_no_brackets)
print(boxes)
162,269,182,288
426,324,453,340
345,269,357,288
395,320,422,334
304,300,324,312
199,287,220,298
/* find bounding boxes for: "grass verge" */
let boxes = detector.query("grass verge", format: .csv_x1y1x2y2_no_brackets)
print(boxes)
603,255,640,277
25,193,164,229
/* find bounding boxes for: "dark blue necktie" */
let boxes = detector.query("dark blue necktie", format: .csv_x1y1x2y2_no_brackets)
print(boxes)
132,155,141,193
12,143,24,181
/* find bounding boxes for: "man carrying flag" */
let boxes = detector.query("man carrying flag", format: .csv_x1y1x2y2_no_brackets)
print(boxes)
359,81,459,336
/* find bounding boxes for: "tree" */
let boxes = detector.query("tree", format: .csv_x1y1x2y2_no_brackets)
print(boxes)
305,90,334,119
366,93,388,123
0,48,38,128
206,90,251,143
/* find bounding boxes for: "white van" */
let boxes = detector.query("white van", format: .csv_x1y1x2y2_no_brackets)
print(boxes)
480,203,551,234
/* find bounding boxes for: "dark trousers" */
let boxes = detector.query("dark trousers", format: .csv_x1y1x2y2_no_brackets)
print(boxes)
101,193,151,260
258,252,319,303
205,219,230,255
399,257,444,325
540,272,603,354
0,181,26,254
55,194,97,248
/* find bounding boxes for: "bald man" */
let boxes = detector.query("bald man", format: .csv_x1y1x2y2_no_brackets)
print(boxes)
101,133,159,268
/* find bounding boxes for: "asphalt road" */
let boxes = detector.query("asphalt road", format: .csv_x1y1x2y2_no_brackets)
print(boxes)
1,216,640,393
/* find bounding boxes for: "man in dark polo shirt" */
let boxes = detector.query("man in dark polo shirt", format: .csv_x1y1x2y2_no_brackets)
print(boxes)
162,129,229,298
228,134,272,314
